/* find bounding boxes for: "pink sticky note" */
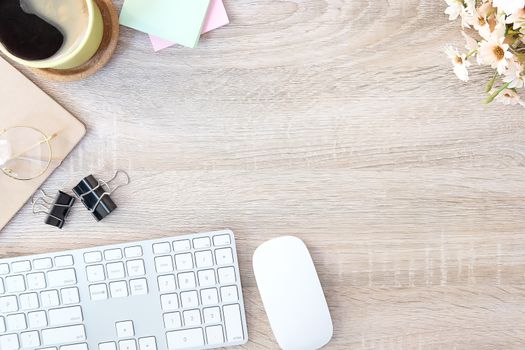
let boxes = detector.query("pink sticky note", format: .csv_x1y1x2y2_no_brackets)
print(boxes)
149,0,229,51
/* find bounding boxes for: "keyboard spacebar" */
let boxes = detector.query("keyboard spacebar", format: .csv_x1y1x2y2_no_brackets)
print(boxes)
42,325,86,345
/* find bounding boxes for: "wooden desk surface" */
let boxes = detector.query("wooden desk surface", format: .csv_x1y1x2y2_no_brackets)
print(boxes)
2,1,525,349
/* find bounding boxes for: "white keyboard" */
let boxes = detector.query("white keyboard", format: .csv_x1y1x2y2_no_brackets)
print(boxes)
0,230,248,350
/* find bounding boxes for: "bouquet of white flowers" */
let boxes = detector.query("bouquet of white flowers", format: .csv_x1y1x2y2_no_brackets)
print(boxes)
444,0,525,106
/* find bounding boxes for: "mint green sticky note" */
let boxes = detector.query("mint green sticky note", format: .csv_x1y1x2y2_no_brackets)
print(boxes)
119,0,211,48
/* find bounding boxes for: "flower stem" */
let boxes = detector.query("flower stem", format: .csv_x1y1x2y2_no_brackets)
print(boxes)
484,82,511,104
485,71,498,93
466,50,477,58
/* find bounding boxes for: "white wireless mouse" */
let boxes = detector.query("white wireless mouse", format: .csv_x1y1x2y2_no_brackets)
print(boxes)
253,236,333,350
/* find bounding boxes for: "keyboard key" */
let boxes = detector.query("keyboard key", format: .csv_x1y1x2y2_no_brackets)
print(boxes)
129,278,148,296
61,344,88,350
154,256,173,273
109,281,128,298
124,246,143,258
220,285,239,303
84,251,102,263
41,290,60,307
6,275,25,292
183,309,201,326
157,275,176,293
0,295,18,313
99,342,117,350
27,272,46,290
0,316,4,332
89,284,108,301
61,287,80,304
0,334,19,350
55,255,74,267
19,292,39,310
193,237,211,249
160,293,179,311
119,339,137,350
174,253,193,271
197,269,216,287
127,259,145,277
152,243,170,255
6,313,26,331
177,272,196,290
217,267,236,284
86,265,105,282
201,288,219,306
42,324,86,344
206,325,225,345
20,330,40,348
0,264,8,275
194,250,213,268
28,310,47,328
180,290,199,308
49,306,83,325
223,304,244,342
163,312,182,329
12,260,31,273
116,320,134,337
203,307,221,324
213,234,231,246
0,278,3,294
172,240,190,252
215,248,234,266
166,328,204,349
33,258,53,270
138,337,157,350
104,249,123,261
48,269,77,287
106,262,126,279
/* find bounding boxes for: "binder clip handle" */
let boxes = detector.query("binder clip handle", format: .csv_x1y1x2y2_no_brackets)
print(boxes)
72,170,130,222
32,189,75,229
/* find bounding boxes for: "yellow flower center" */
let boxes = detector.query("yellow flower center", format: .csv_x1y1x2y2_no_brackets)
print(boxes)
477,16,486,26
493,46,504,60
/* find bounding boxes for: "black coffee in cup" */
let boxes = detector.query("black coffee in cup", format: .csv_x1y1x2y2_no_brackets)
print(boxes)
0,0,64,60
0,0,89,62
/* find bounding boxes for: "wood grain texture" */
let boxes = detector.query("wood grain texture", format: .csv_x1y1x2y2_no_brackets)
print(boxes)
2,0,525,349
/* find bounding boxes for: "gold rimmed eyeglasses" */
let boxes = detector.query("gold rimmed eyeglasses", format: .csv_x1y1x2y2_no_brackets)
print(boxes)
0,126,57,181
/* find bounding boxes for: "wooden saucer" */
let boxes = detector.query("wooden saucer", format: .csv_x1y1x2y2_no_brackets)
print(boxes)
33,0,119,82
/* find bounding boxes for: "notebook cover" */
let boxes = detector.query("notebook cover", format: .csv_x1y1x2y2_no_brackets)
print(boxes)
0,57,86,231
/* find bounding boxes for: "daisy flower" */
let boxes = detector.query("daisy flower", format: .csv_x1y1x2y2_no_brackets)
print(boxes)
503,59,525,88
444,0,465,20
493,88,524,106
445,46,471,82
493,0,525,15
478,30,513,74
506,7,525,29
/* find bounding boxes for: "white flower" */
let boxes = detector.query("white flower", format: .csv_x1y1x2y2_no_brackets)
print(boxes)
506,7,525,29
503,59,525,88
478,30,513,74
493,0,525,15
493,88,524,106
444,0,465,20
445,46,471,81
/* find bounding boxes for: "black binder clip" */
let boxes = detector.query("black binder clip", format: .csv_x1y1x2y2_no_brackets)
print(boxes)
72,170,130,221
32,190,76,229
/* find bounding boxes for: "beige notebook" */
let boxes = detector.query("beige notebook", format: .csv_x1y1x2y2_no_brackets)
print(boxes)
0,57,86,231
